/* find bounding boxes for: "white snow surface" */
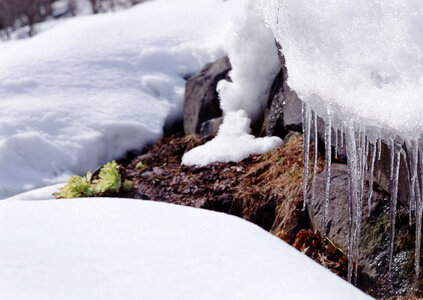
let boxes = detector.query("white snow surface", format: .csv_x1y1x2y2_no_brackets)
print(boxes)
263,0,423,139
0,0,240,198
182,110,282,166
183,0,282,166
3,184,61,201
0,198,372,300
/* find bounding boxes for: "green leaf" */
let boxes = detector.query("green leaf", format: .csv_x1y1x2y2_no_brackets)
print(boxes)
54,172,93,199
92,160,121,194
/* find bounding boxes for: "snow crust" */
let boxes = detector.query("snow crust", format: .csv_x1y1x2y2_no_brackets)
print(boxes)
183,0,282,166
263,0,423,140
0,198,372,299
0,0,240,198
182,110,282,166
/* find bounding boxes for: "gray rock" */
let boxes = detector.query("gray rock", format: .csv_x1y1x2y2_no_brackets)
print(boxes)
277,41,303,133
183,56,231,134
261,69,286,137
262,43,303,138
200,117,223,136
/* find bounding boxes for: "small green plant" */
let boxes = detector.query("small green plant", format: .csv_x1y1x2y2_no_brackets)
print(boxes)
136,162,146,169
54,172,93,199
123,179,133,191
54,160,122,199
92,161,121,194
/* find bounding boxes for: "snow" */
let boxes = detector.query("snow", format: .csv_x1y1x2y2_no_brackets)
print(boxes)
0,197,372,299
183,0,282,166
262,0,423,140
3,184,61,201
0,0,241,198
182,110,282,166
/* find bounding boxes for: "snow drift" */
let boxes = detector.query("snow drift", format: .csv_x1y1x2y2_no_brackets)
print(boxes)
0,198,372,299
0,0,241,198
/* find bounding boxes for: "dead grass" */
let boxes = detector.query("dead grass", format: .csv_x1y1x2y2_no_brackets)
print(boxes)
234,135,325,242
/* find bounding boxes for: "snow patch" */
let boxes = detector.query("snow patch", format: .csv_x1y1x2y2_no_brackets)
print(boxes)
182,110,282,166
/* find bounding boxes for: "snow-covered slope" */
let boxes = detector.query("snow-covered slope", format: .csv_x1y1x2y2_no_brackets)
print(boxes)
0,198,372,299
0,0,240,198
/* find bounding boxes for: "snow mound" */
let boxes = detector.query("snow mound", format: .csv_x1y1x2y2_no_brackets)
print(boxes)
183,0,282,166
0,0,240,198
182,110,282,166
263,0,423,139
0,198,372,299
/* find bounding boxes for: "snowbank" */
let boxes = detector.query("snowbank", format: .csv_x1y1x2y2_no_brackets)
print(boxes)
183,0,282,166
0,0,240,198
0,198,372,299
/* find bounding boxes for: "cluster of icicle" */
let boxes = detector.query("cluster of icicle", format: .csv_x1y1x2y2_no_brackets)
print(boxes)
301,102,422,288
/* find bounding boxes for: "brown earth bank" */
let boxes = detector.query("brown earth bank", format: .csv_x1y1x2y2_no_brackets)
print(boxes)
112,134,355,288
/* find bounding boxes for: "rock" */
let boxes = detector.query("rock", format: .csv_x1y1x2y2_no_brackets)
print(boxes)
200,117,223,136
277,42,303,133
262,43,303,139
183,56,231,134
307,163,417,297
261,69,286,137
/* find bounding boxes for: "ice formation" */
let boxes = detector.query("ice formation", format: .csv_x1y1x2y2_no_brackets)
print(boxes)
263,0,423,285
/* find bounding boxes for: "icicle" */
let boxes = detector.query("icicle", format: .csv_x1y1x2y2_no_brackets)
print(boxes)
354,127,366,282
311,111,318,204
390,138,395,181
335,128,338,159
377,136,382,161
409,140,419,226
400,147,413,226
365,138,369,172
340,124,344,148
367,143,376,217
302,103,311,210
345,122,359,283
388,145,401,285
323,112,332,236
415,149,423,290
